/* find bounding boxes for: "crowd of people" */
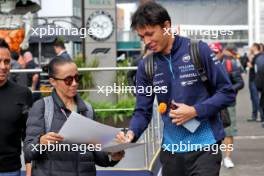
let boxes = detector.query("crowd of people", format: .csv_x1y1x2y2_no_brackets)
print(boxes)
1,1,264,176
246,43,264,127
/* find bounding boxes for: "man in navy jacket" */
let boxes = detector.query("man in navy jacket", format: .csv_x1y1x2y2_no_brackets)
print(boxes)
117,2,235,176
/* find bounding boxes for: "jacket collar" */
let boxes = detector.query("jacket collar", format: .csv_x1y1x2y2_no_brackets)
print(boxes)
51,90,87,113
57,50,67,56
171,35,182,53
154,35,183,58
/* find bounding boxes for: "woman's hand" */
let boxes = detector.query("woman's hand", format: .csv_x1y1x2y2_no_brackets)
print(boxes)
40,132,64,145
110,151,125,161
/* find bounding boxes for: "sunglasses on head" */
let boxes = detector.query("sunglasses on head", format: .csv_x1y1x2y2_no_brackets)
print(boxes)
52,74,81,86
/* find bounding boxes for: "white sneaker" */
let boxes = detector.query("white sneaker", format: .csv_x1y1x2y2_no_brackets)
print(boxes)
223,157,235,168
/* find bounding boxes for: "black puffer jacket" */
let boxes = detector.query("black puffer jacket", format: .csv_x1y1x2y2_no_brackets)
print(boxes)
24,91,117,176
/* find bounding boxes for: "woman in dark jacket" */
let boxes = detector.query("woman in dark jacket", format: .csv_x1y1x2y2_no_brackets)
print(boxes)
24,57,124,176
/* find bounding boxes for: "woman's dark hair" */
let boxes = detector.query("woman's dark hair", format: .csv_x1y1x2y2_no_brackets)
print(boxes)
47,56,74,77
0,38,10,50
131,1,171,30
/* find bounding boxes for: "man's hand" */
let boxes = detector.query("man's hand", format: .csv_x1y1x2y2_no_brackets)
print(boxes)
169,103,197,125
110,151,125,161
25,163,32,176
40,132,64,145
116,130,135,143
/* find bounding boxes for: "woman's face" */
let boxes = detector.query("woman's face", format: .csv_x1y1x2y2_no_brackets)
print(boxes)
50,63,79,99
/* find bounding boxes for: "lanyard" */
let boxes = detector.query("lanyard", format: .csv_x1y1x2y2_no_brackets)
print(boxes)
161,54,176,80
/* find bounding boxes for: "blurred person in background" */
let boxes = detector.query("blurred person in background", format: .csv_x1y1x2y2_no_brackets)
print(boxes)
254,43,264,128
209,43,244,168
0,38,32,176
17,50,26,69
258,41,264,51
23,51,41,102
256,62,264,128
10,52,21,69
247,43,264,122
240,52,248,72
9,51,29,87
53,38,71,60
9,51,21,83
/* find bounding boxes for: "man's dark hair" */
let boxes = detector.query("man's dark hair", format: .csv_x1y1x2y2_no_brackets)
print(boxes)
11,52,19,61
54,38,65,49
0,38,10,50
252,43,261,51
131,1,171,30
259,43,264,52
47,56,73,77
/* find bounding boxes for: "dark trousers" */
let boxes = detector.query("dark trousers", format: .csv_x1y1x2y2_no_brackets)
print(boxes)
160,146,222,176
249,81,264,121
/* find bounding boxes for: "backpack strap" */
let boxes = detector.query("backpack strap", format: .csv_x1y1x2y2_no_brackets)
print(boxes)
84,102,94,120
43,96,94,133
190,40,208,82
190,39,212,95
143,40,212,94
144,53,155,81
43,96,54,133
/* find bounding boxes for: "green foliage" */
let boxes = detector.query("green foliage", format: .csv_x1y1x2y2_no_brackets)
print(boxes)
74,55,99,99
76,56,136,124
116,58,133,98
90,96,136,124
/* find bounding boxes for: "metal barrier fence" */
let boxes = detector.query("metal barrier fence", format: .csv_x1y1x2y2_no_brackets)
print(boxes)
16,67,163,171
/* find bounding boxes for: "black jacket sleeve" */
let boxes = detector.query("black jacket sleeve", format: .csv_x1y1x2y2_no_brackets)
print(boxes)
93,151,119,167
23,99,45,163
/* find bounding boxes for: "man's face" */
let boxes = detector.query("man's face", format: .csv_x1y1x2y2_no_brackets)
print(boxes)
54,46,60,55
215,52,223,61
249,46,255,56
0,47,11,85
136,23,170,53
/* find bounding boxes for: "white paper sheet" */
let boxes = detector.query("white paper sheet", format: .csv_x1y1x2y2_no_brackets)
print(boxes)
102,142,145,153
58,112,121,145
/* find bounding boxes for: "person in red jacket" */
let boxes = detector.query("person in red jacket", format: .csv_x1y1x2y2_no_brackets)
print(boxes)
209,43,244,168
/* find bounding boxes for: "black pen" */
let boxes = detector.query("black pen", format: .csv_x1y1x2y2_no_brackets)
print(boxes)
122,128,129,142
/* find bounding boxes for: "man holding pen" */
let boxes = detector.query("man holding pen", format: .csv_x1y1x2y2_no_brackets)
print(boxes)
116,2,235,176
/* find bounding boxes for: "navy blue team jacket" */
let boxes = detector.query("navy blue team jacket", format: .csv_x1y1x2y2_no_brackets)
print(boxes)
129,35,235,153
